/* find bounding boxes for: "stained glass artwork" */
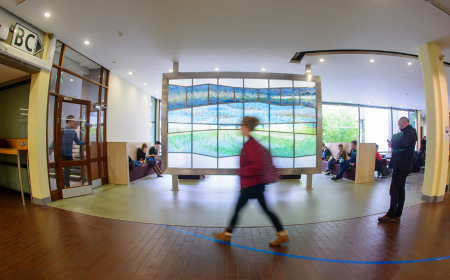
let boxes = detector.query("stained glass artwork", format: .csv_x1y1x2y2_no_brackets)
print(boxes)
295,106,316,122
251,131,269,149
193,124,217,131
218,86,234,103
219,103,243,124
281,88,298,105
193,105,217,124
193,131,217,157
295,134,316,157
168,133,191,153
294,123,317,134
300,87,316,107
218,125,240,130
219,130,243,157
244,88,258,102
193,85,208,106
245,102,269,123
235,88,244,102
168,123,192,133
270,124,293,132
270,104,293,123
168,108,191,123
270,132,293,157
259,89,269,102
187,87,194,107
269,89,281,104
168,85,186,110
209,85,219,104
254,124,270,131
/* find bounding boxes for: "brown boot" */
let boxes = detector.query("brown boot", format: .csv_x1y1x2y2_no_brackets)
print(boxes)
153,166,163,177
213,231,232,242
269,230,289,246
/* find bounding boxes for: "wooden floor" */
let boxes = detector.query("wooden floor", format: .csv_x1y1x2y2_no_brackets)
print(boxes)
1,188,450,280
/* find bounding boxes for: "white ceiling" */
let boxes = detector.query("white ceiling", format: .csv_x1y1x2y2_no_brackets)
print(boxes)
1,0,450,112
0,63,29,84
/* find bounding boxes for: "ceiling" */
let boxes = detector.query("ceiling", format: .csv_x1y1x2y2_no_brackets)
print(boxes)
0,63,29,85
1,0,450,112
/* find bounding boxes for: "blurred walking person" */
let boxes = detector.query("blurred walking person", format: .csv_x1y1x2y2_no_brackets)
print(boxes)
213,116,289,246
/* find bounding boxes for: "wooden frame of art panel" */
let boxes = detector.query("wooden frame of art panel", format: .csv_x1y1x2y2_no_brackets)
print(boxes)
162,72,322,176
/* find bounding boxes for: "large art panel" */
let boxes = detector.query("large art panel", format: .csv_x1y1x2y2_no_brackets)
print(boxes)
219,130,243,157
193,130,217,157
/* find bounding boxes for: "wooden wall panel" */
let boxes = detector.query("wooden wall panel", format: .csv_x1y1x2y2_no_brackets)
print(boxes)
107,142,128,185
355,143,376,184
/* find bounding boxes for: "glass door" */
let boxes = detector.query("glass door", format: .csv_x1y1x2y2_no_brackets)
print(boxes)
55,96,92,197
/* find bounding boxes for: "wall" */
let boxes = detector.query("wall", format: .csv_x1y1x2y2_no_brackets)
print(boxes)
0,82,30,193
107,73,152,142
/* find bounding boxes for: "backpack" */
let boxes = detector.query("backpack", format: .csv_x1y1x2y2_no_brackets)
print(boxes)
256,143,279,184
129,156,136,170
412,156,420,173
381,165,390,176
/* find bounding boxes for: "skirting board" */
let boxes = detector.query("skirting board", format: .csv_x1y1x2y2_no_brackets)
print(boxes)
62,185,93,199
32,196,52,205
92,179,102,189
421,194,445,203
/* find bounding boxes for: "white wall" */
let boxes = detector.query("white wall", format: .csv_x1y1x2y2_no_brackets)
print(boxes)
107,72,151,142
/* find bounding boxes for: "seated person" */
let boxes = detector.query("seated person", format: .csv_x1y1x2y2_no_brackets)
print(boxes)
149,141,161,161
322,143,331,160
375,144,388,171
332,140,357,181
324,143,347,175
137,143,163,177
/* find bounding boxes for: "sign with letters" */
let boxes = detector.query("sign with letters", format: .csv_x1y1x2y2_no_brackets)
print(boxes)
11,23,43,56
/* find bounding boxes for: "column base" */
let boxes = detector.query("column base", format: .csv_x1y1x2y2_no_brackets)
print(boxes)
421,194,445,203
32,196,52,205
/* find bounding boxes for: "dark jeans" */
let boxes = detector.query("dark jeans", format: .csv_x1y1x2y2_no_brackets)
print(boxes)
227,184,283,233
387,170,407,218
327,159,339,170
336,160,353,179
62,155,73,188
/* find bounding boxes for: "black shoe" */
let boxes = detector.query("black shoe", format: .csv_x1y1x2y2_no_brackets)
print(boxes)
394,216,401,220
331,176,339,181
378,214,394,222
324,171,330,175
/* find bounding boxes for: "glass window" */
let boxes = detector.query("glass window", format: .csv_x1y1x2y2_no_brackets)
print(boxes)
360,107,391,151
102,69,108,86
49,67,59,93
90,111,98,158
392,109,409,136
47,95,56,162
48,168,58,191
100,110,106,157
61,165,89,188
409,111,417,130
101,88,106,106
323,104,359,143
62,47,102,84
59,72,99,107
53,41,63,65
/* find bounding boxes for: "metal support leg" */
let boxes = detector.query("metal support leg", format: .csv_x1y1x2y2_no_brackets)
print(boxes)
305,174,313,190
17,154,25,205
171,174,179,191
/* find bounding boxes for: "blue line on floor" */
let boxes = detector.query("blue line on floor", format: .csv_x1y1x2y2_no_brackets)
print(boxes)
162,225,450,264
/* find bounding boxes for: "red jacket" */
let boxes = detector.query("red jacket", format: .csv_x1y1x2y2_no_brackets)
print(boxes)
239,138,264,189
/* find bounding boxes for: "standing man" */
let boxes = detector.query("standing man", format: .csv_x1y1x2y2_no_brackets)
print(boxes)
378,117,417,222
62,115,85,188
149,141,161,161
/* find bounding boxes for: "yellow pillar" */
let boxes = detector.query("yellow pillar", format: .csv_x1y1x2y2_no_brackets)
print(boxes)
28,34,52,205
418,43,449,203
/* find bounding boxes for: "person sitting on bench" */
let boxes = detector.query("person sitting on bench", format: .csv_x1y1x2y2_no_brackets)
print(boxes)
322,143,331,160
331,140,357,181
137,143,163,177
375,144,388,170
324,143,347,175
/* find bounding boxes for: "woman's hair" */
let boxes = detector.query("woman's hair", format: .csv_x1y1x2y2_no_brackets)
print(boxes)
241,116,259,131
338,143,343,148
141,143,147,150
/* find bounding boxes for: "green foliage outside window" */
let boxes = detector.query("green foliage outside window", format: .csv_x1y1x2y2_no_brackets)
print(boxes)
322,105,359,143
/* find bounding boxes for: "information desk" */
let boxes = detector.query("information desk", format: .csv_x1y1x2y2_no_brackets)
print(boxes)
0,139,29,205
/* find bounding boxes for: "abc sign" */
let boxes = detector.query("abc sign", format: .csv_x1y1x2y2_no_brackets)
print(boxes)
11,23,44,56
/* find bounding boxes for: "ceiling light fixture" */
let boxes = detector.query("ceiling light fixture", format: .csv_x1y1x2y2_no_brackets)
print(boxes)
368,103,370,104
261,68,266,71
84,41,90,45
70,79,73,81
400,106,403,108
215,68,219,71
44,12,51,17
169,69,173,72
128,72,132,75
408,62,412,65
144,83,147,85
349,101,351,103
156,91,159,93
327,99,329,101
370,59,374,63
319,59,324,62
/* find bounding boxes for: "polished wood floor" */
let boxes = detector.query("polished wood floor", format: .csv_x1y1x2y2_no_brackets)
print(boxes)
1,188,450,280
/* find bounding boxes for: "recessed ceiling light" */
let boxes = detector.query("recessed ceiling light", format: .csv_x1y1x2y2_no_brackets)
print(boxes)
349,101,352,103
408,62,412,65
84,41,90,45
70,79,73,82
368,103,370,104
169,69,173,72
319,59,324,62
327,99,329,101
215,68,219,71
261,68,266,71
44,13,51,17
128,72,132,75
156,91,159,93
144,83,147,85
370,59,374,63
400,106,403,108
113,61,116,63
413,108,415,109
